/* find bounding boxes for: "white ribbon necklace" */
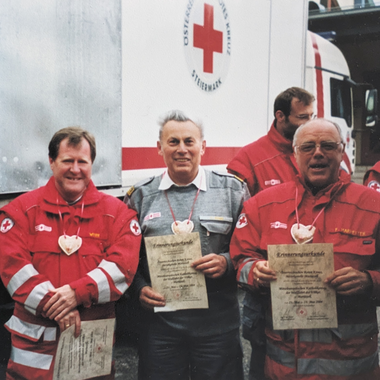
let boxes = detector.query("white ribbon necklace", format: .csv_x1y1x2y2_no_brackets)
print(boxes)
57,197,84,255
291,186,326,245
164,180,202,235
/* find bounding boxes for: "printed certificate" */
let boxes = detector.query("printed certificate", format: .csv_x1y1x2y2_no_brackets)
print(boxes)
53,318,115,380
268,243,337,330
144,232,209,312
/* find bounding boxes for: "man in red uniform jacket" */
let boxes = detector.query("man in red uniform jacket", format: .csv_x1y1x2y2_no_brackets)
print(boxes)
0,127,141,380
227,87,316,380
363,161,380,191
230,118,380,379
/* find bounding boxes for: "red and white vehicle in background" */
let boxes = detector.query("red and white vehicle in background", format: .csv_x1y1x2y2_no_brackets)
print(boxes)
0,0,375,202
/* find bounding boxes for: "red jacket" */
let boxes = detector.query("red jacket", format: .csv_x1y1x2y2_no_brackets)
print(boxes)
230,175,380,379
227,122,352,196
0,177,141,379
363,161,380,192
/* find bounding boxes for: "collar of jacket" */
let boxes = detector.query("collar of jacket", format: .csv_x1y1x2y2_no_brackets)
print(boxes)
269,122,294,155
40,176,103,217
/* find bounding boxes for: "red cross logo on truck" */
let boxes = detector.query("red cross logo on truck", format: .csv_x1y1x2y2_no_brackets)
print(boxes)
193,3,223,73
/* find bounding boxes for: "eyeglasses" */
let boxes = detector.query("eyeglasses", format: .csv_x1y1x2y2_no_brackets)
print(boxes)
295,141,343,154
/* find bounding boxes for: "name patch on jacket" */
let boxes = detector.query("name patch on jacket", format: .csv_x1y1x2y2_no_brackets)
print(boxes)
334,227,367,237
143,212,161,221
270,221,287,229
35,224,52,232
265,179,281,186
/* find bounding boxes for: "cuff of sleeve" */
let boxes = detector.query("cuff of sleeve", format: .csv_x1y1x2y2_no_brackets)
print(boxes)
69,278,92,308
366,270,379,301
220,252,234,276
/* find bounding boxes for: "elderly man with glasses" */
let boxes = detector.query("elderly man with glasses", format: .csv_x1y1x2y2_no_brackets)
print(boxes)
230,118,380,379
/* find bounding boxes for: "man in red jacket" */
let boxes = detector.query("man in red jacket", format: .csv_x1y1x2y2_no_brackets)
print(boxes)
230,118,380,379
0,127,141,380
363,161,380,191
227,87,315,380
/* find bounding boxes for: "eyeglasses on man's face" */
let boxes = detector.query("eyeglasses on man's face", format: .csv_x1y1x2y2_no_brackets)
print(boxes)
295,141,343,154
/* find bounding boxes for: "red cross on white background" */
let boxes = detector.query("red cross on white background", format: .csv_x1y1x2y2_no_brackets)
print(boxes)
1,218,14,233
130,220,141,236
193,3,223,73
370,182,380,192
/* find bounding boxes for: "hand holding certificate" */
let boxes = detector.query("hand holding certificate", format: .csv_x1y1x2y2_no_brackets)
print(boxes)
268,243,337,330
144,232,209,312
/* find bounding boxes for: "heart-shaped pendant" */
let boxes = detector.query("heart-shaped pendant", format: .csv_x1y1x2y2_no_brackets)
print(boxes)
58,235,82,256
171,220,194,235
290,223,316,245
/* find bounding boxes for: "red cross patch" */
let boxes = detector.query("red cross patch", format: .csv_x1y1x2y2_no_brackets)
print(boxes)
1,218,14,233
236,213,248,229
368,180,380,192
130,220,141,236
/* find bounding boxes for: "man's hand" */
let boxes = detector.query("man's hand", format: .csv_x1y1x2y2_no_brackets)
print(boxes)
191,254,227,278
139,286,166,310
325,267,372,296
58,309,81,338
43,284,78,321
252,260,277,287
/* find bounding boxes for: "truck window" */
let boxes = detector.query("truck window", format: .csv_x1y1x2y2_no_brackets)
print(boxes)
330,77,352,127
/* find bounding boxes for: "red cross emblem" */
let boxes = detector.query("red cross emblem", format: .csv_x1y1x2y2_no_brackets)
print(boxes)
1,218,14,233
130,220,141,236
368,181,380,192
236,214,248,229
193,3,223,73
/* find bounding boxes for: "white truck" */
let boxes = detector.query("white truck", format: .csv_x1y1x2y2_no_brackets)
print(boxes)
0,0,375,202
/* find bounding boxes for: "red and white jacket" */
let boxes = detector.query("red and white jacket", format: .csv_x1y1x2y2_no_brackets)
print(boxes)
230,175,380,379
227,122,352,197
364,161,380,193
0,177,141,379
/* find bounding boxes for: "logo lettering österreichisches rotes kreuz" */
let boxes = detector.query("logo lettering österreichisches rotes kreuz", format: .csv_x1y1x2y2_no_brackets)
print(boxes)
184,0,231,92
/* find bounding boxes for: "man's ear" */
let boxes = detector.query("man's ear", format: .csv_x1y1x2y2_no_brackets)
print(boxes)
275,110,285,123
201,140,206,156
49,157,54,170
157,141,163,156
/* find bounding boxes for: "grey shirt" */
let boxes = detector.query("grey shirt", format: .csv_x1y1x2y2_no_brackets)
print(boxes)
126,169,249,336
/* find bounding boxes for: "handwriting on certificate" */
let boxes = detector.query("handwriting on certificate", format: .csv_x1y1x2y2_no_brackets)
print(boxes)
144,232,208,312
268,243,337,330
53,319,115,380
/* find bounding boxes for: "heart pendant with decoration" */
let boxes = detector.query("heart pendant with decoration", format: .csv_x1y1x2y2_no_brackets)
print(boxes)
171,220,194,235
58,235,82,256
290,223,316,245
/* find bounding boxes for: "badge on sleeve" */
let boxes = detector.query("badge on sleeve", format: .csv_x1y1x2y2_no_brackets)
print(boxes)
368,180,380,192
236,213,248,229
1,218,14,233
130,220,141,236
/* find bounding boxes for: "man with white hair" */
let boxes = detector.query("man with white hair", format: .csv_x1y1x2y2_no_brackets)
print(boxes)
230,118,380,379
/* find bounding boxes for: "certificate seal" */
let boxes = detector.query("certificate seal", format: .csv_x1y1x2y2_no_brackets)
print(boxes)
296,307,307,317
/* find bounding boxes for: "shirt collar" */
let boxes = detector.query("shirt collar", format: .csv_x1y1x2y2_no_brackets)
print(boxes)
159,166,207,191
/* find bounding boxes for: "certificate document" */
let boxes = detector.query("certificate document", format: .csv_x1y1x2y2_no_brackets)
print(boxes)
53,318,115,380
144,232,209,312
268,243,337,330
